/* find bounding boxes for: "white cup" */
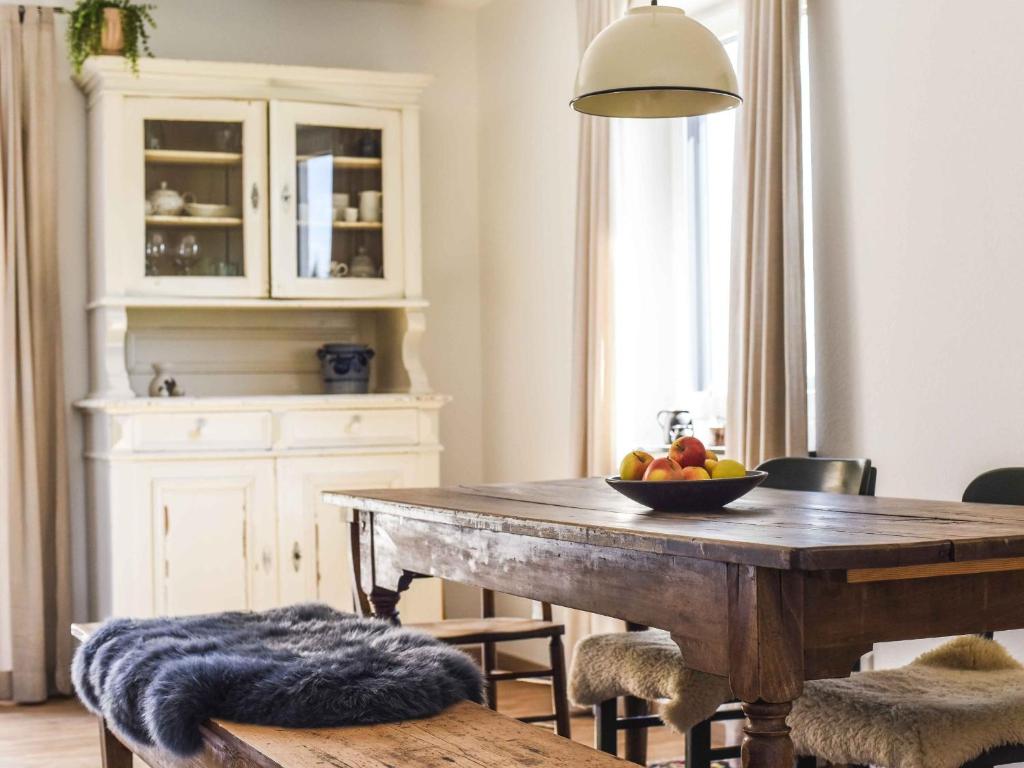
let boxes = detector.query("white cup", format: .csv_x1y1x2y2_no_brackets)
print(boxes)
344,207,359,223
358,190,382,223
332,193,350,210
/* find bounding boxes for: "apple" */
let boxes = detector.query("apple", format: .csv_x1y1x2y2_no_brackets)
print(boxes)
619,450,654,481
643,456,685,481
711,459,746,479
681,466,711,481
668,436,707,468
704,458,719,474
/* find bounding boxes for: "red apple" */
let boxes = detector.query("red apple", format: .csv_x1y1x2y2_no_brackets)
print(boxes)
643,456,685,481
681,466,711,481
668,436,708,468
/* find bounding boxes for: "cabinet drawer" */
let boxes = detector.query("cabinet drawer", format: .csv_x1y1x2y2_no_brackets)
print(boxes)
133,412,273,452
280,409,419,449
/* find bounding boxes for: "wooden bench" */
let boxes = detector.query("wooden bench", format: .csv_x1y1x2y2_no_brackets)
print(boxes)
72,623,626,768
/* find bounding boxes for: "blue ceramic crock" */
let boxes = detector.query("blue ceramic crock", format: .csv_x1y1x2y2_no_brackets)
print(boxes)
316,343,375,394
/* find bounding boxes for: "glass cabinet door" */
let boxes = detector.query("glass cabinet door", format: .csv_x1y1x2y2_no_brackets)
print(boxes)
124,98,268,297
270,101,404,298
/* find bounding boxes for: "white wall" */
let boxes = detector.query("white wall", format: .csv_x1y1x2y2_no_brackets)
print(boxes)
30,0,485,620
475,0,579,654
809,0,1024,665
478,0,580,485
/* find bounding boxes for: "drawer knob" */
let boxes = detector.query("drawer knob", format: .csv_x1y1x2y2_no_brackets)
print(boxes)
190,418,207,439
292,541,302,572
346,414,363,435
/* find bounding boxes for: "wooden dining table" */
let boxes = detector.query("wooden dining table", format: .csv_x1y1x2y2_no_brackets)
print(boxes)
324,477,1024,768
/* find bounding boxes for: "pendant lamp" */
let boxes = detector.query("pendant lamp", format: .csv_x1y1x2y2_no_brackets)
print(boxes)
572,1,741,118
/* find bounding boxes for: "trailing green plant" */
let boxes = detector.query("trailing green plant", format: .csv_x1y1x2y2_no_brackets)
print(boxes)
67,0,156,75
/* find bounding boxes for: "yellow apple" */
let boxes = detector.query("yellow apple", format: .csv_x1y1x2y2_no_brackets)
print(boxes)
711,459,746,479
619,450,654,481
704,458,719,474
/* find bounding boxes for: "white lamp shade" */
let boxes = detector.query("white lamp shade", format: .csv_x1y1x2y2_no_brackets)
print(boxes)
572,4,741,118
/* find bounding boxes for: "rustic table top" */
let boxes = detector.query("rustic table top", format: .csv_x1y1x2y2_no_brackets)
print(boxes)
325,477,1024,571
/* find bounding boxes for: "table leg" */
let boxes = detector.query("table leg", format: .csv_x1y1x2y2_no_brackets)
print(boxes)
369,572,414,624
727,565,804,768
740,701,793,768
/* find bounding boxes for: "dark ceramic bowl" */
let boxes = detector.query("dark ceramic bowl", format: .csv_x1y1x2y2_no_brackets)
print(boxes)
606,470,768,512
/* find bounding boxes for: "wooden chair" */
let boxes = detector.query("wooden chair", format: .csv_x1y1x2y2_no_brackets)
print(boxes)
347,517,571,738
577,456,877,766
794,467,1024,768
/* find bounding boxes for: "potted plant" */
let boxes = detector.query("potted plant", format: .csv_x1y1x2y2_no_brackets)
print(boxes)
67,0,156,75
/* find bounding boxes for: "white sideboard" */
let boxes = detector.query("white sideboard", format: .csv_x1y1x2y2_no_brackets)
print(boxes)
79,395,445,621
75,58,445,622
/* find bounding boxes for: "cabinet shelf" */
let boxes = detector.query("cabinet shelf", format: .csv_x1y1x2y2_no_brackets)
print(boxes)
297,155,382,169
145,149,242,166
147,215,243,228
298,221,382,231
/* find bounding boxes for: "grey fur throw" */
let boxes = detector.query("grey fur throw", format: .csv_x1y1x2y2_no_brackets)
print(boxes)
72,603,484,757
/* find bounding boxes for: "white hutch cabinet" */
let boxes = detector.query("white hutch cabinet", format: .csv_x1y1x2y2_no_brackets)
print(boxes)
75,57,444,623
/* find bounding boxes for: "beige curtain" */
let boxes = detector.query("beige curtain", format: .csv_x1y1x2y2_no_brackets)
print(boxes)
0,6,73,702
727,0,808,468
570,0,618,481
562,0,626,668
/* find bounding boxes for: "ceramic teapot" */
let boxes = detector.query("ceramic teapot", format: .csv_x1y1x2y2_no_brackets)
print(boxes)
147,182,192,216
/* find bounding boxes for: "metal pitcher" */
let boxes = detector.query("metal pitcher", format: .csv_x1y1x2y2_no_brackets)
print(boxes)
657,410,693,445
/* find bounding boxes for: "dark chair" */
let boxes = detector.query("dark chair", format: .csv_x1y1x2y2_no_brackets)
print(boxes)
347,520,571,737
757,455,877,496
796,467,1024,768
586,456,877,766
963,467,1024,505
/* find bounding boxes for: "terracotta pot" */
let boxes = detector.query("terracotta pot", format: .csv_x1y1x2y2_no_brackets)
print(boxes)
100,7,124,55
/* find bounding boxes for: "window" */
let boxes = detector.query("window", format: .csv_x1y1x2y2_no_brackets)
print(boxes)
610,18,814,457
609,37,739,455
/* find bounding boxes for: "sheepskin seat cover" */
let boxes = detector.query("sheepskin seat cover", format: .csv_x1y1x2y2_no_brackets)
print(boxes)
791,635,1024,768
569,629,732,732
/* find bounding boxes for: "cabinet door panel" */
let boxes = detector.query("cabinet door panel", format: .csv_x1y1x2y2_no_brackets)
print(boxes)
149,460,277,616
276,454,441,622
160,484,249,614
269,101,404,299
124,97,268,297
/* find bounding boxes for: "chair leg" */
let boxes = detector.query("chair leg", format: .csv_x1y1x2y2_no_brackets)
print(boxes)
685,718,712,768
795,757,818,768
548,633,572,738
482,640,498,710
623,696,648,765
595,698,618,755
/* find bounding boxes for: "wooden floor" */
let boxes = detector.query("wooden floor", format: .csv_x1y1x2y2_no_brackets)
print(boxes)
0,681,726,767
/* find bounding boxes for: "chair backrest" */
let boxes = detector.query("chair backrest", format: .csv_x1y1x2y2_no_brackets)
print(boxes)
755,456,876,496
962,468,1024,505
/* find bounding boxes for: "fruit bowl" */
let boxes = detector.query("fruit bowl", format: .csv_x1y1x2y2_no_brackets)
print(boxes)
606,471,769,512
